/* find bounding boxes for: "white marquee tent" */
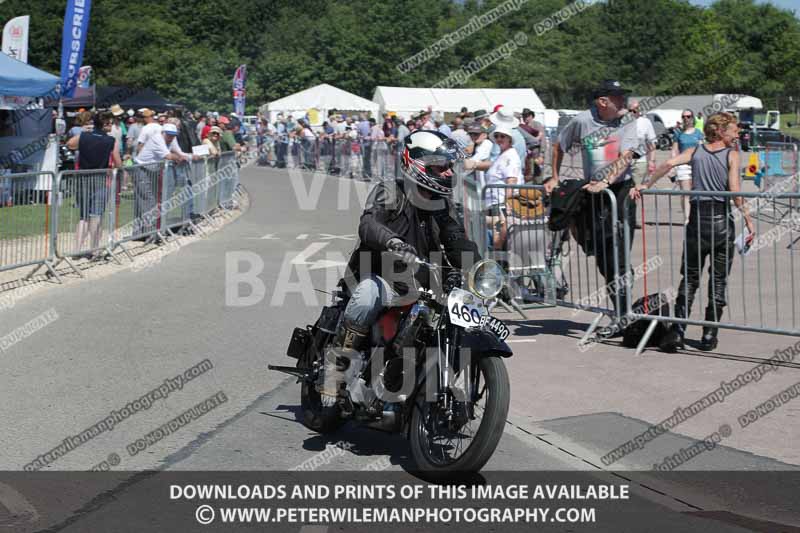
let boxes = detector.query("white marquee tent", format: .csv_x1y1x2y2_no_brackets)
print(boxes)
263,83,379,125
372,86,547,121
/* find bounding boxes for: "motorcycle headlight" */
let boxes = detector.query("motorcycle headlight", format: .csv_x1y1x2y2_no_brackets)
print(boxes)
467,259,506,300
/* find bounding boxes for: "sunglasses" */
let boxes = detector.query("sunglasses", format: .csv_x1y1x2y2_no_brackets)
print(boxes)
427,164,453,177
682,115,693,119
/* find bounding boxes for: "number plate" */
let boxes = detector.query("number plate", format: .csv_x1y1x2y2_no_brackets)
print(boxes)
447,288,487,328
479,315,511,341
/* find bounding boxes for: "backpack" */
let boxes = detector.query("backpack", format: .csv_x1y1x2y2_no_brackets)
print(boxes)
547,179,588,231
506,187,545,220
622,293,671,348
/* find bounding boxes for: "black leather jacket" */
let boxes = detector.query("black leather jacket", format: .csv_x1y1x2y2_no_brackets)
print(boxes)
343,179,480,293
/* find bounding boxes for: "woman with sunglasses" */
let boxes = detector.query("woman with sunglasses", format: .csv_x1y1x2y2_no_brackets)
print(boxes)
203,126,223,157
672,109,705,224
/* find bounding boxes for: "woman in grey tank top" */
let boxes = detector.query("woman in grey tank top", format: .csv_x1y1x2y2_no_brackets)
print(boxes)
631,113,754,352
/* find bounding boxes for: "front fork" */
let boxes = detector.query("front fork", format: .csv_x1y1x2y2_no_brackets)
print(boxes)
435,327,475,421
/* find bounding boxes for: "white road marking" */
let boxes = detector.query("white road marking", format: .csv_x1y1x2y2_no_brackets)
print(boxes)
507,339,537,343
290,242,347,271
319,233,356,241
296,234,309,240
246,233,280,240
0,481,40,527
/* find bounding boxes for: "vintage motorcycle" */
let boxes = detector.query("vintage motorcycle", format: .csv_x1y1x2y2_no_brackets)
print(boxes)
269,257,513,479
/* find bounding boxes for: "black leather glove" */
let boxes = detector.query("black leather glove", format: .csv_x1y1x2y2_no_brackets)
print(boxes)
445,271,462,289
443,271,462,293
386,238,418,266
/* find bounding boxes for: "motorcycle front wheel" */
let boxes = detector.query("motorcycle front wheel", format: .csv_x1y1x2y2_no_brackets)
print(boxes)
409,356,510,480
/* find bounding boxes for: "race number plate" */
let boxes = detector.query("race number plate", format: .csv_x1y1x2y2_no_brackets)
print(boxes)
447,288,487,329
479,315,511,341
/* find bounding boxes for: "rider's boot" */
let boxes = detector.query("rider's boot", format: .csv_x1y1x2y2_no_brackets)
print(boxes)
319,321,369,406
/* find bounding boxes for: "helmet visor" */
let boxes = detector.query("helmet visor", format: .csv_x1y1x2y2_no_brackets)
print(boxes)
426,162,454,177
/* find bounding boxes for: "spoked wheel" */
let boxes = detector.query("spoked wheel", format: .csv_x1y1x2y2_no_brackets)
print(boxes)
409,357,510,480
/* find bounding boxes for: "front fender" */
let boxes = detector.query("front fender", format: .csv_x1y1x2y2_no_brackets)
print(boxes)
460,329,513,358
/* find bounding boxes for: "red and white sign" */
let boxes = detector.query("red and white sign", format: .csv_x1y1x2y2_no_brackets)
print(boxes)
2,15,30,63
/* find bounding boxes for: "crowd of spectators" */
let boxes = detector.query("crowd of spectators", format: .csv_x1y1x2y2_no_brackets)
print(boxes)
253,104,549,185
62,106,248,170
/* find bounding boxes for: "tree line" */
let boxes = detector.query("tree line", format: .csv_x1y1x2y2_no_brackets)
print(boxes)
1,0,798,113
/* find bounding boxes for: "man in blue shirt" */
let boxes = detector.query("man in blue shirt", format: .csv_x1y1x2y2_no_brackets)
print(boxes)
357,114,372,178
356,115,371,138
436,119,452,138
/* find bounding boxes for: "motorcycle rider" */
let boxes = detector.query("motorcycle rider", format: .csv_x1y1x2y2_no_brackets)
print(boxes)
321,130,481,403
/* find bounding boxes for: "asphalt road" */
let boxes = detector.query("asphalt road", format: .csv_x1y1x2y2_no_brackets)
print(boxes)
0,164,798,532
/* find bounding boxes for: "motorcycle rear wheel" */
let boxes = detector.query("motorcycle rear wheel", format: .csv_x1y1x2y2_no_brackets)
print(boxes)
300,381,345,434
298,327,345,434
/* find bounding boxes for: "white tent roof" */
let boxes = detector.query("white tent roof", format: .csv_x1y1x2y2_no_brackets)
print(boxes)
373,86,546,119
266,83,379,119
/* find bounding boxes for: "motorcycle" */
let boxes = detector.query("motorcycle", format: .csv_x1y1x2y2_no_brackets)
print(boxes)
269,257,513,480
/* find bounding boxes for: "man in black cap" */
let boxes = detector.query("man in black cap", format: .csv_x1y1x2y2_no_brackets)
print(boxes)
545,80,640,332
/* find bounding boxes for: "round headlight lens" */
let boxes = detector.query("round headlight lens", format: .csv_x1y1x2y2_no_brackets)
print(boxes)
468,259,505,300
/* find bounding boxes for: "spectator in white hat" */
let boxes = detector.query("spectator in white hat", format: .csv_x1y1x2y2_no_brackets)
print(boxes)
489,106,527,164
464,122,520,250
135,123,194,164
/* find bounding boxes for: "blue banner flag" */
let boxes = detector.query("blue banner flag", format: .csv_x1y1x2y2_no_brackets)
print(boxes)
59,0,92,98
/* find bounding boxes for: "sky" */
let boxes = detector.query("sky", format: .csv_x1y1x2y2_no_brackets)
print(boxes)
689,0,799,15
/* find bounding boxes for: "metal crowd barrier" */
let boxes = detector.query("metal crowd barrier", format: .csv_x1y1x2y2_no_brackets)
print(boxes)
53,168,118,273
623,189,800,355
110,161,165,250
217,151,240,208
202,157,223,216
370,140,393,181
459,172,486,251
187,158,213,216
0,171,60,280
1,151,244,283
160,161,193,236
470,180,625,335
265,136,401,182
256,135,277,167
338,137,364,179
757,143,799,233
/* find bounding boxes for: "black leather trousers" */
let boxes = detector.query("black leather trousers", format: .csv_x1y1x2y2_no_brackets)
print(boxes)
675,201,735,324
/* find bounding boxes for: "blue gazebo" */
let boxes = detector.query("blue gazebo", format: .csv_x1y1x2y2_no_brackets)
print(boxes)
0,52,59,99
